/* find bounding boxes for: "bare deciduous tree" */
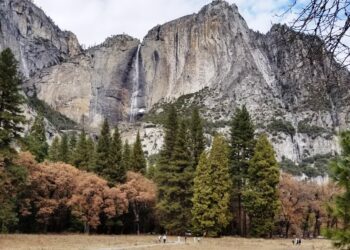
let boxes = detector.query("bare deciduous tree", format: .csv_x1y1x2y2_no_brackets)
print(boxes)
287,0,350,67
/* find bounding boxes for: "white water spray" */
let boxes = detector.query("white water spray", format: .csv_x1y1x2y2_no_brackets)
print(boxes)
129,44,141,122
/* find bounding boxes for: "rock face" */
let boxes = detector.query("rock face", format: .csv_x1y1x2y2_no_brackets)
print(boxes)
140,0,350,161
26,35,140,128
2,0,350,162
0,0,81,77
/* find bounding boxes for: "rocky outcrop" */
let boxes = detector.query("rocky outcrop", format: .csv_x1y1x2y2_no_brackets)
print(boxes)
0,0,81,77
26,35,140,129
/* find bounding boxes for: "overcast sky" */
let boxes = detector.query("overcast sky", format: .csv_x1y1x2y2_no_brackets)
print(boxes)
33,0,298,47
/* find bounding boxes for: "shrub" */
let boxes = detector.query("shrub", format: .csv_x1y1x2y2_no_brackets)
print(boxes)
268,119,295,136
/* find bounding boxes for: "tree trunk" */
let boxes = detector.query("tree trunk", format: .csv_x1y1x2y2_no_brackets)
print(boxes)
238,194,242,236
285,221,290,238
132,203,140,235
84,222,90,234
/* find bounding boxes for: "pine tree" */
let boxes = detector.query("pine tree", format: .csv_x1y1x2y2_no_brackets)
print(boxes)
156,120,193,233
95,119,111,175
242,134,280,237
48,136,60,162
131,131,146,174
25,115,48,162
229,105,255,235
103,126,125,184
192,135,232,236
58,133,69,163
0,48,25,152
325,131,350,249
155,105,180,232
72,131,88,169
68,133,77,164
122,140,132,171
86,136,96,170
162,105,178,159
190,107,205,167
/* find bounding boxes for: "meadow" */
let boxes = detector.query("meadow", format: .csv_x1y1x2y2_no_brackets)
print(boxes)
0,235,334,250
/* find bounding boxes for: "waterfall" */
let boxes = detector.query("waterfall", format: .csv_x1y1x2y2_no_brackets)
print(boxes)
129,44,142,122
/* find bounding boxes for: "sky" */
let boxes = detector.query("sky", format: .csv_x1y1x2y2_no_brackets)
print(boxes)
33,0,299,47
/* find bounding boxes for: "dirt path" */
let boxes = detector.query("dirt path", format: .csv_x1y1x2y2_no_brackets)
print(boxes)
98,242,185,250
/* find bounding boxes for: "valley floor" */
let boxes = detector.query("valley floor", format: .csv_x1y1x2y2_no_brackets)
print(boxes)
0,234,334,250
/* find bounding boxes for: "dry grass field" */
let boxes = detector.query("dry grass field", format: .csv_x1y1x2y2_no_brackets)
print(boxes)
0,234,334,250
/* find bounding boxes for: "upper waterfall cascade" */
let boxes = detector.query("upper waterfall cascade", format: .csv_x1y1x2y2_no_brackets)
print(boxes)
129,44,142,122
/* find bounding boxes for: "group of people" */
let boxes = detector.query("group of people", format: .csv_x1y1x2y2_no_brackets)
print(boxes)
158,234,167,243
292,237,302,245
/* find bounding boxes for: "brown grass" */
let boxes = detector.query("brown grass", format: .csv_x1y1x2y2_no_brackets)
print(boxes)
0,234,334,250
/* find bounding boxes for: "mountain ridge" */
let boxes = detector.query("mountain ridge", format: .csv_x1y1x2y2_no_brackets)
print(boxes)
1,0,350,164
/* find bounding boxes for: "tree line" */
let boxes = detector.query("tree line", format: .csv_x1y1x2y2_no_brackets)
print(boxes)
0,48,349,248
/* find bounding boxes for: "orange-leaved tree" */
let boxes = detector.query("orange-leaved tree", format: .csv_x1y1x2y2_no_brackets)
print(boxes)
117,171,156,235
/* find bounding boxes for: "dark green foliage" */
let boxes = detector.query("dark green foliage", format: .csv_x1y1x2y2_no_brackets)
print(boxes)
268,119,295,137
95,119,111,175
27,96,77,131
0,156,27,232
25,115,48,162
229,105,255,236
104,127,125,184
325,131,350,249
122,140,132,171
86,136,96,169
0,48,25,149
142,89,209,125
162,105,178,159
192,136,232,236
242,134,280,237
58,134,69,163
280,154,333,178
48,136,60,162
131,131,146,174
156,120,194,234
68,133,77,164
190,107,205,166
298,120,332,139
72,131,95,170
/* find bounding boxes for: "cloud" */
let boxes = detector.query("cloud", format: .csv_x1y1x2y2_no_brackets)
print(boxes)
33,0,297,46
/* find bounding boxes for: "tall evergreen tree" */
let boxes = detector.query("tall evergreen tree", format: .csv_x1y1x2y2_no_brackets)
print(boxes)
86,136,96,170
190,107,205,167
161,105,178,159
325,131,350,249
229,105,255,236
0,49,26,232
192,135,232,236
0,48,25,153
95,118,111,175
122,140,132,171
72,131,88,169
25,115,48,162
131,131,146,174
155,105,179,232
68,133,77,164
156,120,193,233
48,136,60,162
58,134,69,163
242,134,280,237
103,126,125,184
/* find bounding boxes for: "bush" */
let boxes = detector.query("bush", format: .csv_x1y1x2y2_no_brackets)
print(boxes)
280,153,334,178
297,120,332,139
268,119,296,136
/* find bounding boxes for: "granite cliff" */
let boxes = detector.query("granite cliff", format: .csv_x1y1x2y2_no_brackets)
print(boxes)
2,0,350,163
